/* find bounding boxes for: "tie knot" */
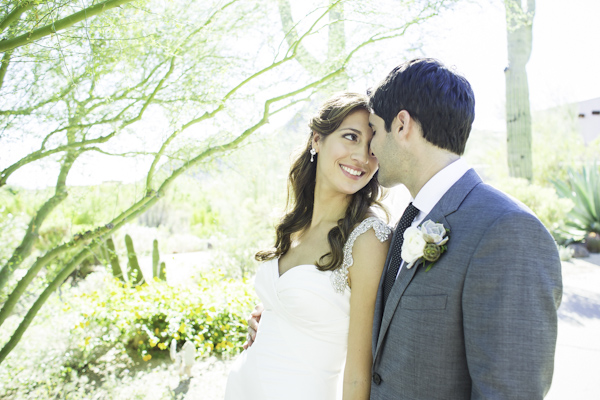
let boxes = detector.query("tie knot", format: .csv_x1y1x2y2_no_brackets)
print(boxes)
397,202,419,229
406,202,419,218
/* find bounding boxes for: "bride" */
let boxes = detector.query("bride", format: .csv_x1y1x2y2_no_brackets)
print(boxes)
225,92,391,400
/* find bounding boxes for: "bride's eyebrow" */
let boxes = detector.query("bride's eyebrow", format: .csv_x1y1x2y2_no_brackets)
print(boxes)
341,128,362,135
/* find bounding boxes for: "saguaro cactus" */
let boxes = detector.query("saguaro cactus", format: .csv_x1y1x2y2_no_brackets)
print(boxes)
152,239,160,278
159,261,166,281
105,238,125,282
125,234,143,285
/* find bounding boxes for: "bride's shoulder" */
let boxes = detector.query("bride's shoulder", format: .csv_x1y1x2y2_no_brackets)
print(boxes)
343,217,391,268
349,216,392,245
341,217,391,290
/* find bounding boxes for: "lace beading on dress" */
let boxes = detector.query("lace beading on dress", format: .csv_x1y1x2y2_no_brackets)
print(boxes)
330,217,391,294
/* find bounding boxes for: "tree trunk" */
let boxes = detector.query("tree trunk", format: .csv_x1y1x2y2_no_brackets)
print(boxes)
505,0,535,182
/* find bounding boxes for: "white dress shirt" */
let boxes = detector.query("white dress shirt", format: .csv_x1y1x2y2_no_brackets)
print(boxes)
396,158,471,277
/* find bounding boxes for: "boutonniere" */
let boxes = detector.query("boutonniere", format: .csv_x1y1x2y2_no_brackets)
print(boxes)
402,220,449,271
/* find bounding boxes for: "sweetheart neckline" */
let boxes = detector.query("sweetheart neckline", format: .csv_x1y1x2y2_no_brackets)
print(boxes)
276,259,317,279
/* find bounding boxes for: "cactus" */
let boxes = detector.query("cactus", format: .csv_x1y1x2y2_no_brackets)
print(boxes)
152,239,160,278
125,234,144,285
105,238,125,282
159,261,166,281
99,243,109,265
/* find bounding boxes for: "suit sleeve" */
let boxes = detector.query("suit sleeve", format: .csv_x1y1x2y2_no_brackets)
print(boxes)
462,211,563,400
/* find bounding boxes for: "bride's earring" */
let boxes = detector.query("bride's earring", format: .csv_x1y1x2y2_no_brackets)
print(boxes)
310,148,317,162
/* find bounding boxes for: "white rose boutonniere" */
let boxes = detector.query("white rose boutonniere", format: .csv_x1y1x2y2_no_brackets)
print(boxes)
401,220,449,271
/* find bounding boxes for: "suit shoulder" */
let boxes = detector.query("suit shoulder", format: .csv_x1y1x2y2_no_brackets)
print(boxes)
465,181,537,218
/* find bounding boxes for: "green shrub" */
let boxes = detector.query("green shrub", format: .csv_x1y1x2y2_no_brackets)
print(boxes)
552,163,600,240
493,177,573,239
72,268,256,363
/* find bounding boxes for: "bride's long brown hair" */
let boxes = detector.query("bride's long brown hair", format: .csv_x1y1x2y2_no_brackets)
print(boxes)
256,92,387,271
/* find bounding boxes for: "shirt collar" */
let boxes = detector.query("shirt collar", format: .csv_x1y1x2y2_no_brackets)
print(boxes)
411,158,470,225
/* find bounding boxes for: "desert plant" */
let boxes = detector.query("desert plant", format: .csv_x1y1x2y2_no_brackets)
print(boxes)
158,262,166,281
73,269,256,362
104,238,124,282
152,239,160,279
552,164,600,240
124,234,143,285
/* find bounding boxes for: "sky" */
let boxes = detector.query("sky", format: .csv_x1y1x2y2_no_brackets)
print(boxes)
2,0,600,189
358,0,600,131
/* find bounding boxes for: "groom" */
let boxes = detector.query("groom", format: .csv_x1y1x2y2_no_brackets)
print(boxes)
367,58,562,399
245,58,562,399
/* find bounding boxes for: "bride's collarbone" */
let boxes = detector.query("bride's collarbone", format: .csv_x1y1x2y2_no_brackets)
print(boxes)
278,233,331,276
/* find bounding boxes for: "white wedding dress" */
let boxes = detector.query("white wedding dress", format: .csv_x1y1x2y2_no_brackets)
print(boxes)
225,217,391,400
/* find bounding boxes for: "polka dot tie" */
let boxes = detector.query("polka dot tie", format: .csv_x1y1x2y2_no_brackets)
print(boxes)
382,202,420,306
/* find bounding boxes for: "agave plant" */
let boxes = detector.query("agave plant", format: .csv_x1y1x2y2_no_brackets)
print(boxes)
552,164,600,240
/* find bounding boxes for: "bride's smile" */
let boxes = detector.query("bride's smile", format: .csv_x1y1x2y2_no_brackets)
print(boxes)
312,109,378,196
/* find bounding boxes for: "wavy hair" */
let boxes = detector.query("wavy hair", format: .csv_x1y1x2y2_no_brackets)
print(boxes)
256,92,387,271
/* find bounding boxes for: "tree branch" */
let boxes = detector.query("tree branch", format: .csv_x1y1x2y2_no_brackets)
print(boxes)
0,149,78,291
0,238,100,364
0,60,173,187
0,66,343,347
0,0,135,53
0,50,11,91
0,1,35,35
0,71,84,116
277,0,322,75
0,218,118,329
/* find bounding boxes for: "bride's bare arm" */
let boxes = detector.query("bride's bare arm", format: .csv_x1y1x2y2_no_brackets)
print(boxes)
343,230,390,400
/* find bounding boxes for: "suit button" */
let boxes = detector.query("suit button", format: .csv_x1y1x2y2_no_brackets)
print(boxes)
372,372,382,385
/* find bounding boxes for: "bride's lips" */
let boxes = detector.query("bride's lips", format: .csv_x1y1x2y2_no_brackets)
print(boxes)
339,164,366,180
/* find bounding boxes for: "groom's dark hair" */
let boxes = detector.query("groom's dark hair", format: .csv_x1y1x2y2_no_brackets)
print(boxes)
368,58,475,155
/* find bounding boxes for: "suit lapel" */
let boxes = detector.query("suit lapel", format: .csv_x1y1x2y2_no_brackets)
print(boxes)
373,169,482,361
373,254,419,360
372,227,399,354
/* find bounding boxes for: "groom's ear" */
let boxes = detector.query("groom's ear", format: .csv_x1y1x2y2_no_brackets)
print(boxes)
395,110,411,138
396,110,421,141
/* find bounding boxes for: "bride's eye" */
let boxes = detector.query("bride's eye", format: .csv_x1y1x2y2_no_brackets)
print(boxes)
343,133,358,141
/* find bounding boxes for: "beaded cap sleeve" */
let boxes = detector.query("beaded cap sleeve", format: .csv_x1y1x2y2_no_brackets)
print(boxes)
330,216,392,294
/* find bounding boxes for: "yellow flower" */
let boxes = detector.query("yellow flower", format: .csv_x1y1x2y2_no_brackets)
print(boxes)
143,354,152,362
158,343,167,350
178,323,186,333
138,340,144,346
155,328,159,335
84,337,91,346
149,339,158,347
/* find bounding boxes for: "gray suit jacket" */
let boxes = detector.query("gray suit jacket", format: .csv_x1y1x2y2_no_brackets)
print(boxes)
370,169,562,400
